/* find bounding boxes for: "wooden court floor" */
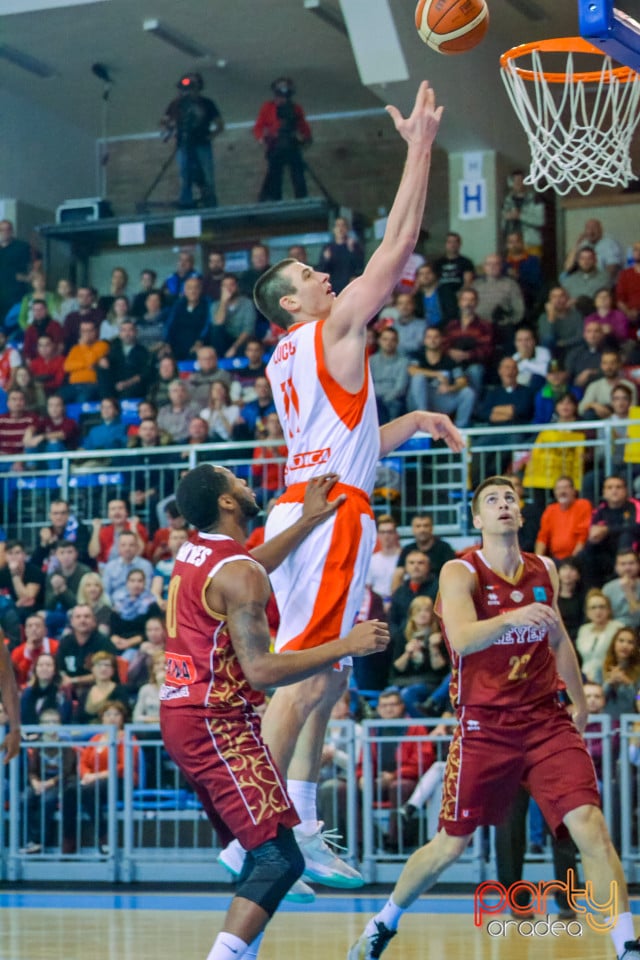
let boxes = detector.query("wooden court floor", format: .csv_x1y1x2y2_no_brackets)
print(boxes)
0,891,628,960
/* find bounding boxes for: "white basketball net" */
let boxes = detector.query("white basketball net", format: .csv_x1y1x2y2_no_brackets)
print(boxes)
501,48,640,196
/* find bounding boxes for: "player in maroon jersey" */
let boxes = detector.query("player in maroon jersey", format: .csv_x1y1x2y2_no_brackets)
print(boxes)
350,476,640,960
159,463,389,960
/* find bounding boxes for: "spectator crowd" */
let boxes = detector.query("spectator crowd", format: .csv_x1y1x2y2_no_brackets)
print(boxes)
1,190,640,857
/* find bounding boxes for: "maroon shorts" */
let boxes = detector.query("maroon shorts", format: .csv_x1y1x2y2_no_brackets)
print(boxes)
438,697,600,837
160,706,299,850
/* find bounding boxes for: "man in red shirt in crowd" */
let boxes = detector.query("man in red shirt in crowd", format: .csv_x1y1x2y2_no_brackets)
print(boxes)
88,498,148,566
22,300,64,362
10,613,58,687
616,241,640,334
28,334,66,395
0,329,21,391
442,287,493,395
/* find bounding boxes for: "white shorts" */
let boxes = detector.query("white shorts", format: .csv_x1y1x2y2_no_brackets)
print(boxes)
265,486,376,656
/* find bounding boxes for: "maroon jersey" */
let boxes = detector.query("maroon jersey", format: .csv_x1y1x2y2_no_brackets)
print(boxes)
437,550,559,709
159,532,264,713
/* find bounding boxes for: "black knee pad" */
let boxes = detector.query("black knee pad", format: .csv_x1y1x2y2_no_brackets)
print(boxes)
236,825,304,917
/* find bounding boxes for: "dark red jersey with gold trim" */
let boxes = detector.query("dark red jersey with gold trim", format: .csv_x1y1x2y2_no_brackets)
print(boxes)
159,532,264,713
436,550,559,709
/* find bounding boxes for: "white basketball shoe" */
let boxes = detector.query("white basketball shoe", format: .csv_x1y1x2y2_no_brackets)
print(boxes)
294,822,364,888
217,838,316,904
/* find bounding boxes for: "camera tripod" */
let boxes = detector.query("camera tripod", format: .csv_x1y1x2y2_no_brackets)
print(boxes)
136,144,178,214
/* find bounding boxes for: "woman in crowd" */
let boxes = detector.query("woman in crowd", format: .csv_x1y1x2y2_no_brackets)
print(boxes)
76,572,112,636
198,380,241,442
100,295,132,342
147,354,179,410
127,615,167,691
97,267,129,316
110,570,162,662
556,557,586,643
20,652,71,726
602,626,640,720
18,269,60,329
21,706,78,855
576,589,624,683
78,700,138,855
391,596,450,718
8,364,46,414
56,278,78,322
132,652,165,725
73,651,129,725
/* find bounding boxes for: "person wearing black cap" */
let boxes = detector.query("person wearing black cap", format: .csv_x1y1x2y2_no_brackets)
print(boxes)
161,73,224,209
253,77,312,202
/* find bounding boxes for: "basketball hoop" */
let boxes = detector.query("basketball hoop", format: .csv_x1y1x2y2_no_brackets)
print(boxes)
500,37,640,196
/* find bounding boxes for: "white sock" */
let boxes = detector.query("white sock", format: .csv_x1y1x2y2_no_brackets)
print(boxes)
610,912,635,957
241,933,264,960
407,761,446,809
368,896,404,933
206,931,248,960
287,779,317,832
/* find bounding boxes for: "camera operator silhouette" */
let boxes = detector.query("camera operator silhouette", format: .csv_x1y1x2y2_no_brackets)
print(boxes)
253,77,312,202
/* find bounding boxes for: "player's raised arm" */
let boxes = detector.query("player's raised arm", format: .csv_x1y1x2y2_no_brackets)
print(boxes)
440,560,558,656
212,562,389,690
327,81,443,340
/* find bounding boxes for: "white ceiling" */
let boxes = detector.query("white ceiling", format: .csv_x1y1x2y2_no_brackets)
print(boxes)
0,0,616,159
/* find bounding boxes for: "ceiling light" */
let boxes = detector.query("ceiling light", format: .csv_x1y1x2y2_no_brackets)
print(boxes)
143,19,211,59
0,43,54,77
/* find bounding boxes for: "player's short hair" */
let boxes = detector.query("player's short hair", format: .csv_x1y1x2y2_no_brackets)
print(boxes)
253,259,297,329
471,476,516,516
176,463,230,531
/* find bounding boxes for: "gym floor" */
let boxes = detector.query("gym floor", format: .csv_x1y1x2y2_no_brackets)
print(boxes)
0,888,636,959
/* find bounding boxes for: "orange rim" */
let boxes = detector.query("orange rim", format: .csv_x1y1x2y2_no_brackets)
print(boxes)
500,36,638,83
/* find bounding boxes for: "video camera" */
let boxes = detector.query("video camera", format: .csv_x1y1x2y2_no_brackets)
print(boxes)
178,72,204,93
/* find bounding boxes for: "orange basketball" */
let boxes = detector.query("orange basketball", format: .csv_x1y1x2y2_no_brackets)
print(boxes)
415,0,489,54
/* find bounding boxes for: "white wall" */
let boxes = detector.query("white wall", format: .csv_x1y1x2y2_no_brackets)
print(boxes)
0,88,96,214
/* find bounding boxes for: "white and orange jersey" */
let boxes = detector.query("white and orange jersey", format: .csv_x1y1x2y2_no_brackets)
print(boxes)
266,319,380,494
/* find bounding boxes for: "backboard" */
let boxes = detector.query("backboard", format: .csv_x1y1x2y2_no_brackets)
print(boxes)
579,0,640,72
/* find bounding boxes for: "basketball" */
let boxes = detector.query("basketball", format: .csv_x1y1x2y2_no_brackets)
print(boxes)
415,0,489,54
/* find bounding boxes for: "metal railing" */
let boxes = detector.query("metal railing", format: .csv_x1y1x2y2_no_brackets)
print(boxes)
1,418,636,542
2,715,620,886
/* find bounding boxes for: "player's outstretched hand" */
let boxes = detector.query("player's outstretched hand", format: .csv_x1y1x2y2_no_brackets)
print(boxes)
344,620,390,658
385,80,443,149
508,603,560,630
417,412,465,453
0,728,20,764
301,473,346,526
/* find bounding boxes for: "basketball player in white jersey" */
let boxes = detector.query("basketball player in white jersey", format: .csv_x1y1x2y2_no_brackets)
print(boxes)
219,81,464,891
